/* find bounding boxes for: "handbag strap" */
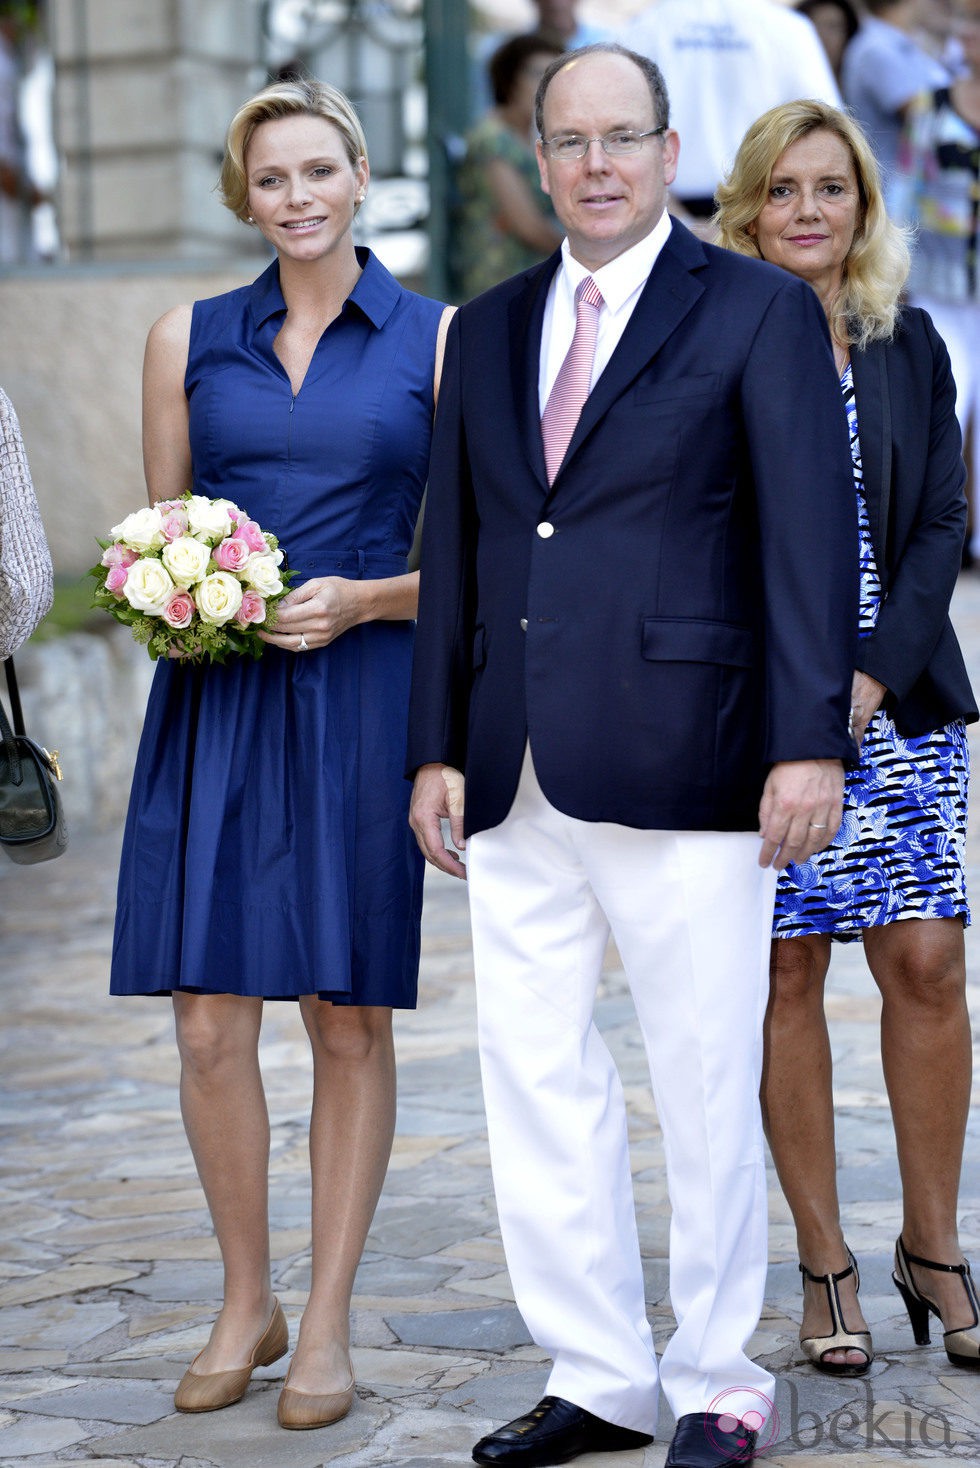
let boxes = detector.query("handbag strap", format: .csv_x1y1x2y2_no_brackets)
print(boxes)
1,657,25,784
3,657,26,735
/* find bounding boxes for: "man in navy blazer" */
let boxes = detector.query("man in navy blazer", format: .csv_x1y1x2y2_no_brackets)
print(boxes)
408,44,857,1468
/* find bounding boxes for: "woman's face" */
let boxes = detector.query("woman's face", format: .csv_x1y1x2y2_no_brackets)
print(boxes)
508,50,558,129
245,113,367,263
748,128,862,299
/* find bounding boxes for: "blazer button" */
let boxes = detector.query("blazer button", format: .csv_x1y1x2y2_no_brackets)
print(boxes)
536,521,554,538
520,618,528,631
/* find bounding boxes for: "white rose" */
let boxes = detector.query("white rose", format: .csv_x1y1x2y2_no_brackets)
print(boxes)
161,535,212,588
123,557,175,614
186,495,235,542
196,571,244,625
242,553,284,597
110,505,165,552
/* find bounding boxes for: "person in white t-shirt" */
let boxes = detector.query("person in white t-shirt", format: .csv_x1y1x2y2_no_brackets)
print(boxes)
626,0,841,229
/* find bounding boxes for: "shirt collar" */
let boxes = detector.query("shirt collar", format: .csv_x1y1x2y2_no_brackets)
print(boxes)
248,246,401,332
558,210,673,315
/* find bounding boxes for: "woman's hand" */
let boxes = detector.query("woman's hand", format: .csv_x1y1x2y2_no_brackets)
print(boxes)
259,576,365,653
849,670,888,747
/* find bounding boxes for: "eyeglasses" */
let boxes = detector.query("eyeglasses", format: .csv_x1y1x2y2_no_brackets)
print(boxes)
541,127,667,161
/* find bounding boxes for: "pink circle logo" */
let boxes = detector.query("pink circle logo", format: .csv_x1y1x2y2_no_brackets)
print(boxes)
705,1389,779,1458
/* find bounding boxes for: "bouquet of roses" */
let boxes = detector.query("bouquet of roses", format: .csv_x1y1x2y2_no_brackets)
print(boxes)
90,492,293,664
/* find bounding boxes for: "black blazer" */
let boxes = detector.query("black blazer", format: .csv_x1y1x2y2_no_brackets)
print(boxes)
408,222,859,836
850,306,977,736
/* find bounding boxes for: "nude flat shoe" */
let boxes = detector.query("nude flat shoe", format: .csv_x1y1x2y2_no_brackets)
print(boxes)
277,1360,356,1430
174,1298,289,1413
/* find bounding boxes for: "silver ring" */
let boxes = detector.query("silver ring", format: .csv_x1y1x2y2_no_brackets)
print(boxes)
808,822,828,829
297,634,309,652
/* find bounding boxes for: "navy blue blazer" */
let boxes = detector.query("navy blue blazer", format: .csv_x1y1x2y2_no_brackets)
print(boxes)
849,307,977,736
407,222,859,836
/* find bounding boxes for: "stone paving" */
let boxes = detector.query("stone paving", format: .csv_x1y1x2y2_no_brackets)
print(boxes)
3,579,980,1467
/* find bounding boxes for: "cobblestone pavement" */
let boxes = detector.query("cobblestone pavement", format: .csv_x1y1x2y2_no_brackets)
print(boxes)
3,578,980,1467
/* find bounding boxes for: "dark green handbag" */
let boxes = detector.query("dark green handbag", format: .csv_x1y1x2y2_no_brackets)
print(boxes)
0,657,67,865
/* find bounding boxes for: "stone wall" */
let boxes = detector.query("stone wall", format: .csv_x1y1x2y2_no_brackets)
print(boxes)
0,261,259,576
50,0,256,261
9,624,154,835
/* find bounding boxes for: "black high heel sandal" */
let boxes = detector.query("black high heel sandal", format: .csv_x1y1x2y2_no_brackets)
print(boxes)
799,1249,873,1376
892,1236,980,1370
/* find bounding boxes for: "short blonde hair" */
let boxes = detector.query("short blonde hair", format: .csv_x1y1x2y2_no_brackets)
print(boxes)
219,78,368,222
715,99,910,348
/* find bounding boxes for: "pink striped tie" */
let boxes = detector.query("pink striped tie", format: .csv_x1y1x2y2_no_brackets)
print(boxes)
541,275,604,485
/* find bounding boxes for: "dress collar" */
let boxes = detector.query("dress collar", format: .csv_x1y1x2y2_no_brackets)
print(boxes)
247,246,401,332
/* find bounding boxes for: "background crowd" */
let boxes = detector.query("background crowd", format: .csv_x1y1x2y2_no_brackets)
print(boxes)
2,2,979,1463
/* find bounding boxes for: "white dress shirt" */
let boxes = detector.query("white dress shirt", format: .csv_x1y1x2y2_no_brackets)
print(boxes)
538,210,673,413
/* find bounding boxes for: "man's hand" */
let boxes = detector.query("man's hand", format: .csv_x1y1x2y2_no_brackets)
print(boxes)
758,759,844,870
409,763,467,879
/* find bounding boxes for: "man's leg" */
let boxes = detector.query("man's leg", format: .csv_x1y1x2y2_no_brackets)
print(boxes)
588,827,776,1429
467,751,659,1436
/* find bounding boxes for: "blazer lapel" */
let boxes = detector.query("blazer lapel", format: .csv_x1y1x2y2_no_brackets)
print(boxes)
546,224,708,498
850,339,892,587
508,252,561,491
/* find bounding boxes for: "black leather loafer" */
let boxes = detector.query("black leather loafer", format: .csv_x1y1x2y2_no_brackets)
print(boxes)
665,1412,758,1467
472,1395,654,1466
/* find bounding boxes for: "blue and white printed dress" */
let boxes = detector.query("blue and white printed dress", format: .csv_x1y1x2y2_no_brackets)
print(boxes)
773,362,970,940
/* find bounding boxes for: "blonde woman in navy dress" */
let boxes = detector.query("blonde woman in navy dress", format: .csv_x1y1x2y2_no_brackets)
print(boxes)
110,79,451,1429
717,101,979,1379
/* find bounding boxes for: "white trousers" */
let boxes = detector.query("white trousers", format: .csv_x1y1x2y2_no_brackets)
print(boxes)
466,749,776,1435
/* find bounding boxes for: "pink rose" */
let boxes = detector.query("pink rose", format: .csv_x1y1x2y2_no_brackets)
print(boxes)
160,508,190,542
101,542,139,569
236,590,267,626
228,505,249,528
213,536,251,572
162,590,195,630
105,563,130,596
237,519,268,554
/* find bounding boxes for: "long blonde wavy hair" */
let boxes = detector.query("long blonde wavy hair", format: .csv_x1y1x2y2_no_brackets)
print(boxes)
714,100,910,349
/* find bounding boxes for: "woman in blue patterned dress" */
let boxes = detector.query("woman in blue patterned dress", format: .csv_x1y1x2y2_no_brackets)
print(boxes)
717,101,979,1378
110,80,451,1429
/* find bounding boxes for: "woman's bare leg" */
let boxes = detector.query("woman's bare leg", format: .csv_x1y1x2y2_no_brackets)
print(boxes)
864,917,974,1329
173,992,276,1371
762,934,868,1366
284,999,396,1394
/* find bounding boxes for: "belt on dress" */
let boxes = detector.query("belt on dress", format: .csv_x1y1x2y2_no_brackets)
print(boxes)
294,549,409,581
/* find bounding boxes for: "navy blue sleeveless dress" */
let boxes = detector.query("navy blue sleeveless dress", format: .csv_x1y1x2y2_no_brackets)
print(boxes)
110,251,443,1006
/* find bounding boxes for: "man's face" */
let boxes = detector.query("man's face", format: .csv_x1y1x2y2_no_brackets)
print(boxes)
536,52,678,271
